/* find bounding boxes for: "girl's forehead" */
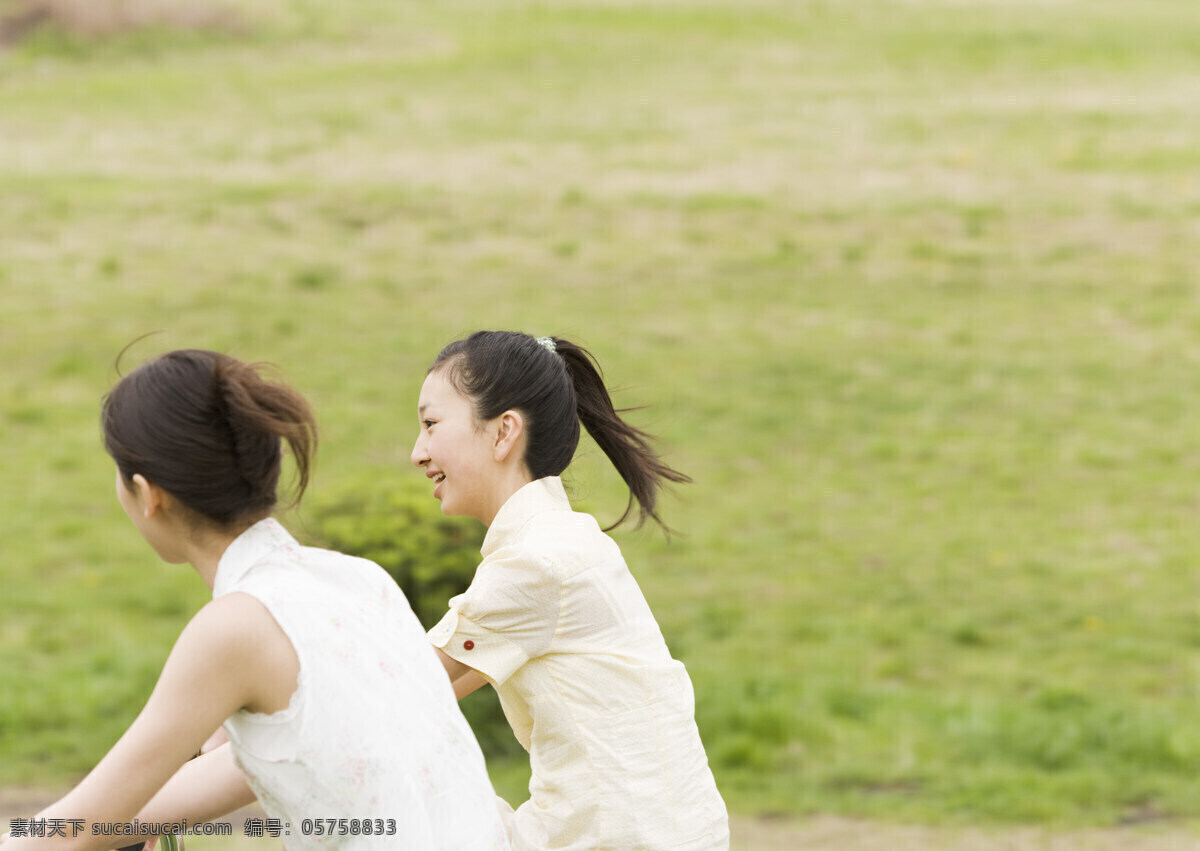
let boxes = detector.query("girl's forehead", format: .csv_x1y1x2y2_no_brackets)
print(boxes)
418,371,468,410
419,370,450,399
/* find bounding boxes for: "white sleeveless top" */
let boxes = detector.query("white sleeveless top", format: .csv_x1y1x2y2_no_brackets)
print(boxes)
215,518,509,850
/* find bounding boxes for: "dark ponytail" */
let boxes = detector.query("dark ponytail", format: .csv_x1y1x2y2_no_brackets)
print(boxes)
431,331,690,530
556,338,691,529
102,349,317,528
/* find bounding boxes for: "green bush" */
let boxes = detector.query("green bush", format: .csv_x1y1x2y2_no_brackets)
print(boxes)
303,478,482,630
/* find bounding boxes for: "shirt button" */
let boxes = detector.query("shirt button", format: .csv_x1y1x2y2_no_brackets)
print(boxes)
463,640,475,651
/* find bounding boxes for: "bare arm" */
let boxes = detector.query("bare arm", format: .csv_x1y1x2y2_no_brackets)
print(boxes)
133,743,255,827
434,647,489,700
200,727,228,754
0,593,296,850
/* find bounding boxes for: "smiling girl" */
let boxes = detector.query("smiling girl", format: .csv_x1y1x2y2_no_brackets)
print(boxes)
411,331,729,850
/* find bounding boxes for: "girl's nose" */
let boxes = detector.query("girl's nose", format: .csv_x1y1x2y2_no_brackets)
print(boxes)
410,435,427,468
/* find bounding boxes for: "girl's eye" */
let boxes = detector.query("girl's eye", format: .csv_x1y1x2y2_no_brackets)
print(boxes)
423,420,436,429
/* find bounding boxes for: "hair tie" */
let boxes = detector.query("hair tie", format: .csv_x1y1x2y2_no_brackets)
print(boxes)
536,336,557,353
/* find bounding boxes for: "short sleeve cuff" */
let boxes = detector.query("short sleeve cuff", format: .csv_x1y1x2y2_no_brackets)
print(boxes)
427,607,530,686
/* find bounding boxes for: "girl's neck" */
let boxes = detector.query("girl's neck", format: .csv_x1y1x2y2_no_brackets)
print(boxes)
185,518,259,590
481,468,536,527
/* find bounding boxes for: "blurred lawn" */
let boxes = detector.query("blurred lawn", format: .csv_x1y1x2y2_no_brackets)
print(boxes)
2,0,1200,830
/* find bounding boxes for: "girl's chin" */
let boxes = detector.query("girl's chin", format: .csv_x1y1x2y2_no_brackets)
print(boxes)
437,499,475,521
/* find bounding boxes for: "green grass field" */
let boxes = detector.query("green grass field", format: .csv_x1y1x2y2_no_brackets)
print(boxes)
2,0,1200,834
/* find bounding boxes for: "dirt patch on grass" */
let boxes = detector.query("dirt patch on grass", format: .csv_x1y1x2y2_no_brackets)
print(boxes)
0,0,243,45
730,815,1200,851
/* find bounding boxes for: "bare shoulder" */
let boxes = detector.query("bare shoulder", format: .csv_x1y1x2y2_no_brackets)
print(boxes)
168,592,299,714
172,592,296,674
185,592,281,643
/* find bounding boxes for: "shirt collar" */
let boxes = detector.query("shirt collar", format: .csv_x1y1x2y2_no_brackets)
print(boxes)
213,517,297,598
482,476,571,558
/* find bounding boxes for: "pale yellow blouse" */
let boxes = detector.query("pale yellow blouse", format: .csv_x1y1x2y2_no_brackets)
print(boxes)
429,477,729,850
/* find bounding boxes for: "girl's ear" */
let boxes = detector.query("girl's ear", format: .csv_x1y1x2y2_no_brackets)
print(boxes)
492,409,525,463
131,473,167,519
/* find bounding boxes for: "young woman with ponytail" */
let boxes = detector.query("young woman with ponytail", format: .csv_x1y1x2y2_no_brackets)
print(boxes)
2,349,507,850
411,331,729,850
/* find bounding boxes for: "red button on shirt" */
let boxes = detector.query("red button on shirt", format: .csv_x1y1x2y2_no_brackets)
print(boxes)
463,640,475,651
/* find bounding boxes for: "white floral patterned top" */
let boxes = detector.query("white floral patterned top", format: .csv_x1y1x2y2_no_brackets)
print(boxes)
216,518,509,850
